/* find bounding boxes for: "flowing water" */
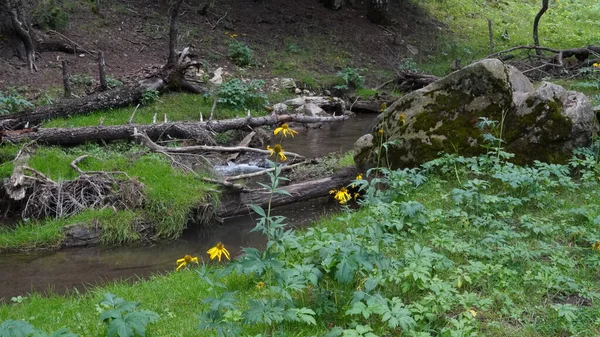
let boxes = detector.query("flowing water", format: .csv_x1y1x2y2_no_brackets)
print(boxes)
0,114,376,302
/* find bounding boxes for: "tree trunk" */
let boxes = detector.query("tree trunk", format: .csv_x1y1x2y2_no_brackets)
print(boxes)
216,167,357,218
0,0,36,71
533,0,549,55
367,0,390,25
0,81,164,130
2,114,349,145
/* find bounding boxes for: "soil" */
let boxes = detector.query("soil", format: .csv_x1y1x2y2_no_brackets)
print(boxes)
0,0,445,95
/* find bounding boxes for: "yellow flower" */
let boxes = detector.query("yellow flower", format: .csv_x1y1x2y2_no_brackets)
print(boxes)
267,144,287,161
274,123,298,138
256,281,265,289
176,254,199,271
594,63,600,68
378,129,384,136
356,173,363,180
400,113,406,125
380,103,387,112
330,187,352,204
469,309,478,317
231,34,238,38
207,242,231,262
592,242,600,251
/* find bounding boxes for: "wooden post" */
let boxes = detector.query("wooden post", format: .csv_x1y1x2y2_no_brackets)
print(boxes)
62,60,71,98
488,19,494,55
98,51,108,91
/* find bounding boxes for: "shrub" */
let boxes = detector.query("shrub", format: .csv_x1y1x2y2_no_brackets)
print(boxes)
0,91,34,115
217,79,267,110
69,74,94,86
335,67,364,90
31,0,69,30
228,41,253,67
141,89,159,106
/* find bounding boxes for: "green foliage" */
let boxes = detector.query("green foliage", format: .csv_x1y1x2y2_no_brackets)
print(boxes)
31,0,69,30
217,79,267,110
335,67,364,90
397,58,421,73
69,74,94,87
0,91,34,115
0,320,76,337
140,89,159,106
99,293,159,337
106,77,123,89
228,41,253,67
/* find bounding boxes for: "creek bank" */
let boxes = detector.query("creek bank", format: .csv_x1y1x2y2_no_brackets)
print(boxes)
1,113,374,252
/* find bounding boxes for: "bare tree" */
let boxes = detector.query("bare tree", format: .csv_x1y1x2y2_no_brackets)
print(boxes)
533,0,549,55
367,0,390,25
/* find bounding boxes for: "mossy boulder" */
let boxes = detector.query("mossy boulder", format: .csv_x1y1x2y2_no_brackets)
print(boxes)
354,59,596,170
506,82,595,164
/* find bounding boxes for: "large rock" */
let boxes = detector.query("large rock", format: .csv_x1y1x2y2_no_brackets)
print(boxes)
354,59,596,170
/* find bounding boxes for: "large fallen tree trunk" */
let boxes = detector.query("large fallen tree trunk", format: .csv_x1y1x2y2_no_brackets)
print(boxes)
0,81,163,130
216,166,356,218
2,114,350,145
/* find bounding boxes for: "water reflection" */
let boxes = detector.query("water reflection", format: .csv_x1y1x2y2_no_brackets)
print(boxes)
0,197,336,301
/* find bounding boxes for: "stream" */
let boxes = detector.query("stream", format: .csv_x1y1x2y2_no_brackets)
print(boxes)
0,113,376,302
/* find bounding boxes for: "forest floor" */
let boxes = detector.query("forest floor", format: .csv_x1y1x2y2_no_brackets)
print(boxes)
0,0,444,96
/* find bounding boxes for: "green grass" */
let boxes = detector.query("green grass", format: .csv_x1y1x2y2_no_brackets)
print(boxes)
3,149,600,335
42,93,267,128
418,0,600,75
0,144,218,249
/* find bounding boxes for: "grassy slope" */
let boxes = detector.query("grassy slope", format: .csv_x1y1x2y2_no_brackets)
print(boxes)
418,0,600,73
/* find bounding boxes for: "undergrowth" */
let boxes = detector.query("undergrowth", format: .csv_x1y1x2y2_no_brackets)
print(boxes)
3,126,600,336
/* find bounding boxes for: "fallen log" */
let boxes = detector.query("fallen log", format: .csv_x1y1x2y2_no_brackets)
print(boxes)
350,99,398,114
376,71,440,92
216,166,357,218
0,80,164,130
3,114,350,145
133,130,306,161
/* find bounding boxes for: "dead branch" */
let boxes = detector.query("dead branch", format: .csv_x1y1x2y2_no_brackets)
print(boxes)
216,166,357,218
47,30,95,54
224,160,309,181
133,130,306,160
3,114,349,145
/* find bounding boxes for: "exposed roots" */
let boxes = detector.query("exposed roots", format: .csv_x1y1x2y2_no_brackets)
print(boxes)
3,152,144,221
24,175,112,219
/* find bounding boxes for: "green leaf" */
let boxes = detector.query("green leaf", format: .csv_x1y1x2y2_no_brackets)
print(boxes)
249,204,266,217
100,310,122,322
106,319,133,337
0,320,36,337
335,255,358,284
324,327,343,337
364,277,380,292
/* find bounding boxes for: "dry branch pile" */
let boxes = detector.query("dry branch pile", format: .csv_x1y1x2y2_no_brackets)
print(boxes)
3,151,144,221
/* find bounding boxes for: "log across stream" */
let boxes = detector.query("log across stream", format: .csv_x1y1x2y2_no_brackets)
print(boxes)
0,114,376,301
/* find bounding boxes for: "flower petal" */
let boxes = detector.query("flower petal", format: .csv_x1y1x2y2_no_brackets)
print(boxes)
223,248,231,260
